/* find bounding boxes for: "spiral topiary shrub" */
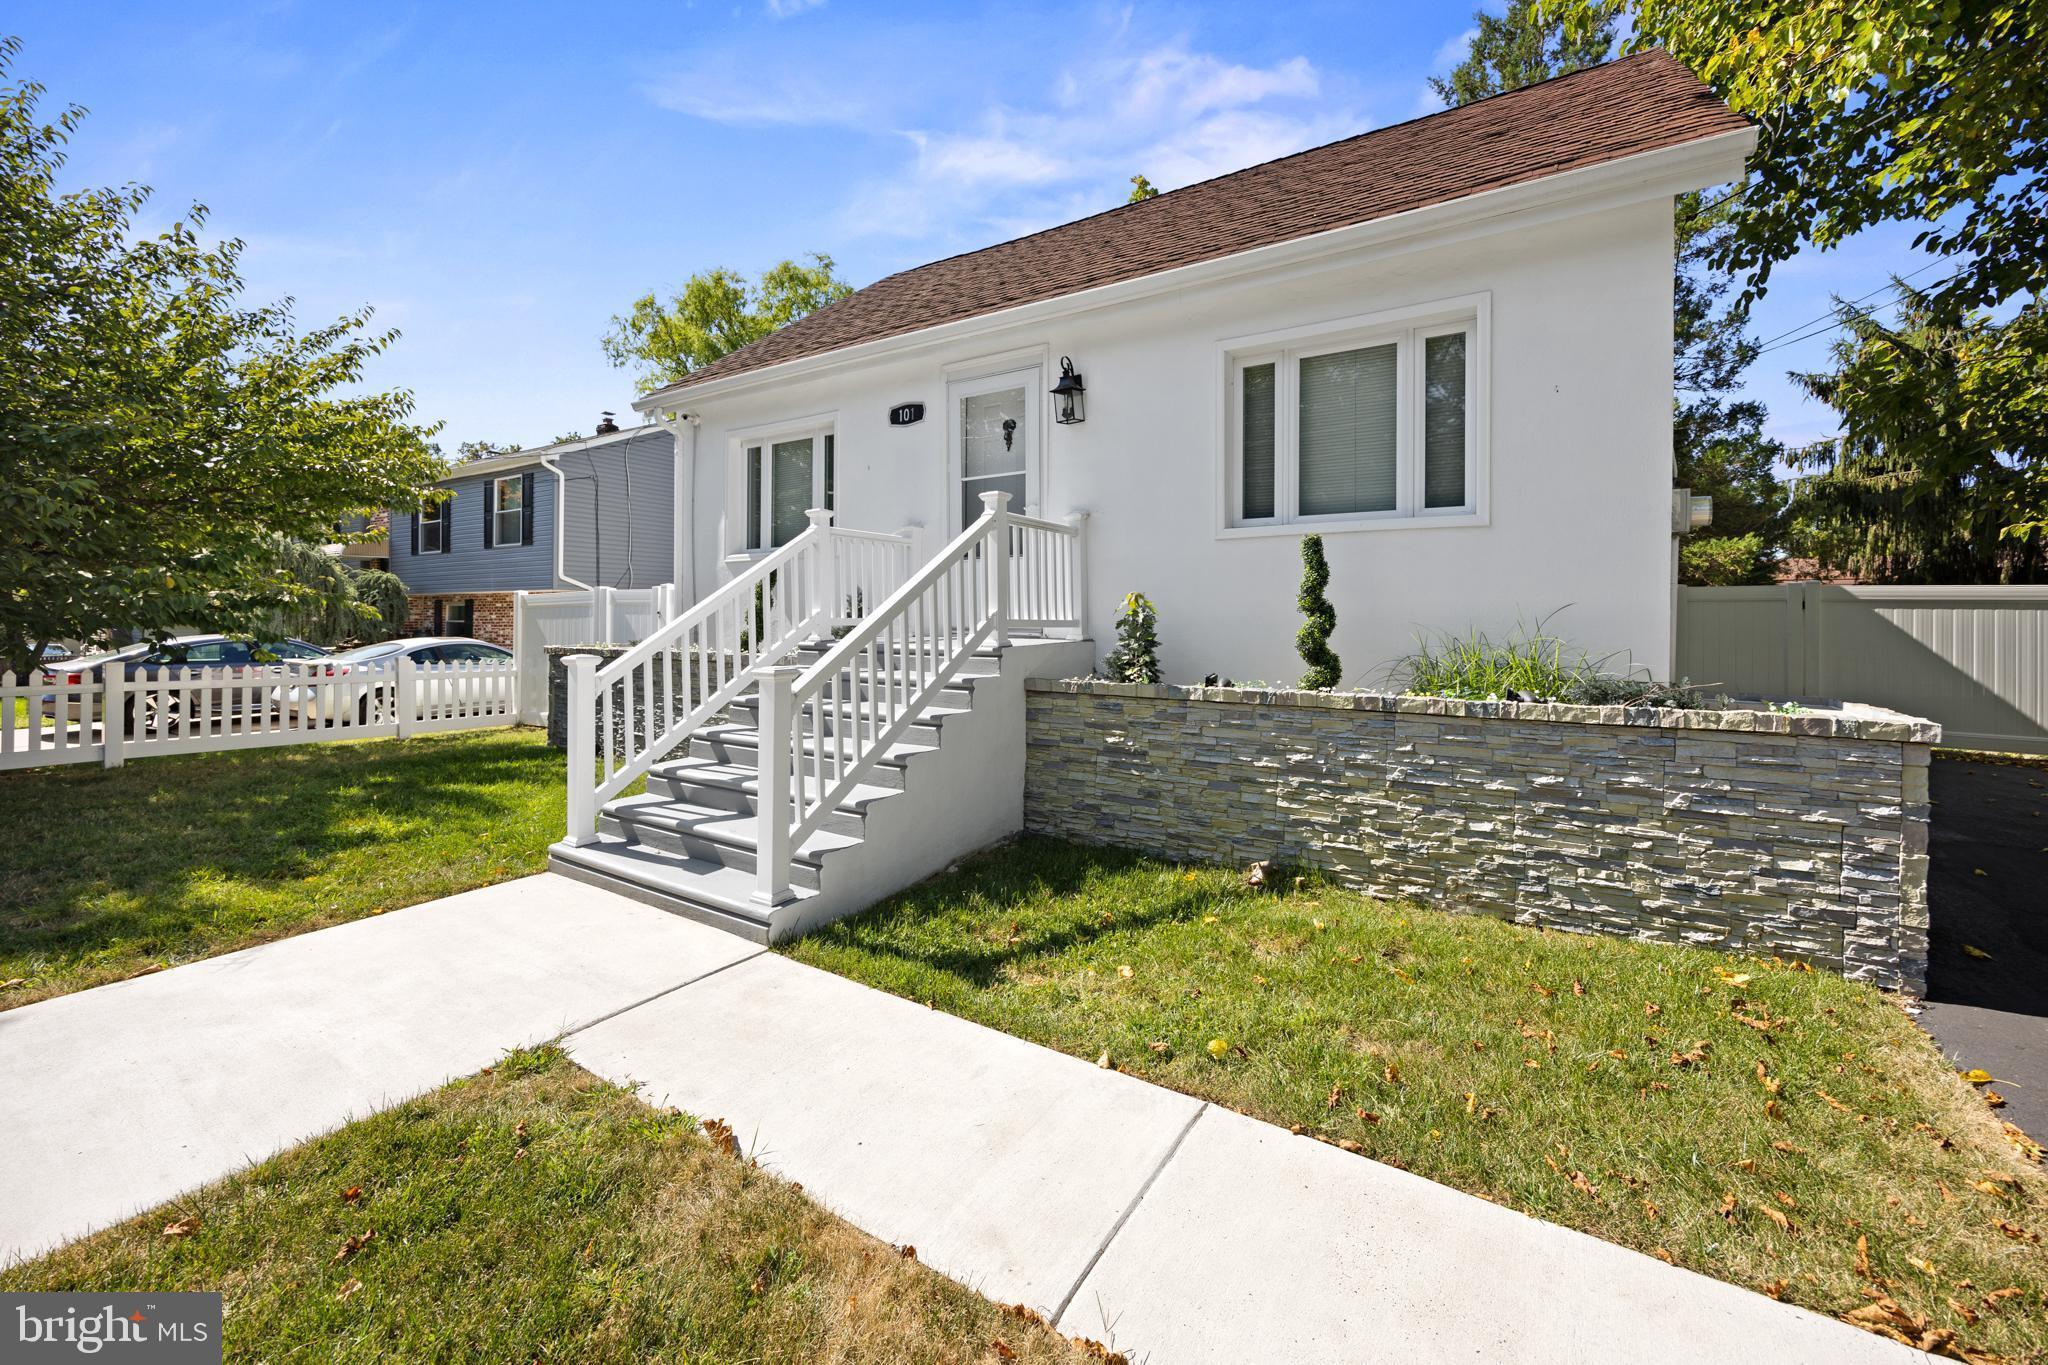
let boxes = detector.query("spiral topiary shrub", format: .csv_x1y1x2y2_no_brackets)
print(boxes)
1295,534,1341,689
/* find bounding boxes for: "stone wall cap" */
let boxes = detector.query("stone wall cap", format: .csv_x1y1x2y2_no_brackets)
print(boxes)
1023,676,1942,744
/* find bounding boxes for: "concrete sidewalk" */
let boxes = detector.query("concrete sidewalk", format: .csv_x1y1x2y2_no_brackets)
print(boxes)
3,874,1921,1362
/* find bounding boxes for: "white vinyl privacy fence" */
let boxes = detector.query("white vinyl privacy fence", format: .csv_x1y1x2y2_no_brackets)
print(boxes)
1676,583,2048,753
0,655,519,772
513,585,672,724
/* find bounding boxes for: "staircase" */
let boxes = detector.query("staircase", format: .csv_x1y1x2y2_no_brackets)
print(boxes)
547,496,1092,943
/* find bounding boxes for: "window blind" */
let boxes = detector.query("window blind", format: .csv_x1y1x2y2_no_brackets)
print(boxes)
1424,332,1467,509
1240,362,1276,519
1298,343,1397,516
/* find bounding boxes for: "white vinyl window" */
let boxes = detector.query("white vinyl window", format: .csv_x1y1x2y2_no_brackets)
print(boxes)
417,501,446,553
1229,314,1477,527
491,475,523,548
743,427,835,550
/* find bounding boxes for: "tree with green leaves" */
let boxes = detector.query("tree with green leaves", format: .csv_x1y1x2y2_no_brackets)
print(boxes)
603,254,852,391
1295,535,1342,690
258,540,412,646
1552,0,2048,539
1435,4,1785,582
1785,290,2048,583
1428,0,1620,105
1127,175,1160,202
1102,592,1162,684
0,37,444,678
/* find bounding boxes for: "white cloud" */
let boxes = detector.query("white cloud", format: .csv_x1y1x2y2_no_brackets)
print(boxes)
641,65,867,127
765,0,826,14
837,34,1360,249
1430,27,1478,73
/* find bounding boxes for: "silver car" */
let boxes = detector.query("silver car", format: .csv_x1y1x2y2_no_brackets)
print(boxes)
276,637,513,725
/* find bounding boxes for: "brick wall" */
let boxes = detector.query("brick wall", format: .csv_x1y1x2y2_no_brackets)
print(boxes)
404,592,518,647
1024,680,1937,993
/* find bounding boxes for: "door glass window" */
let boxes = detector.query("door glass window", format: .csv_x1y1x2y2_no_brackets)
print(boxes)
771,437,814,547
960,386,1026,527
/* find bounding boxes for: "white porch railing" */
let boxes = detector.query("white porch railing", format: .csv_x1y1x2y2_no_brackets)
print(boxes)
751,492,1086,905
0,655,519,772
562,511,916,844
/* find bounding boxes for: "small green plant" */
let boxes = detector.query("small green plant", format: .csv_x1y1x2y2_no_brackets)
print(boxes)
1102,592,1162,684
1392,615,1732,710
1295,535,1341,690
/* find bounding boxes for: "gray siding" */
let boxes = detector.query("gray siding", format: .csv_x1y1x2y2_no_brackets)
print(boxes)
558,430,677,590
392,468,557,594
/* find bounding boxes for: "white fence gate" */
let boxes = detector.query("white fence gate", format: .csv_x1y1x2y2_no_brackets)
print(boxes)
1676,583,2048,753
513,585,672,724
1,655,520,772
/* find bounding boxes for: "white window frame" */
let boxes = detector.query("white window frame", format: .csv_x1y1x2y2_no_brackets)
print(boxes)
1216,293,1489,538
417,499,447,553
726,414,836,559
491,475,523,549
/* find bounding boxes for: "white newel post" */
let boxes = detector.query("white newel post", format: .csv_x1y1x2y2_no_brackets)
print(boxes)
395,653,417,739
1066,509,1091,640
512,590,531,723
564,652,600,844
752,665,801,906
102,665,126,768
982,490,1012,649
807,507,837,629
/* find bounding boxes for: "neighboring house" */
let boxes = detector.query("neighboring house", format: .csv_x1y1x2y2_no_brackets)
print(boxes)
638,52,1753,684
326,510,391,572
390,423,679,646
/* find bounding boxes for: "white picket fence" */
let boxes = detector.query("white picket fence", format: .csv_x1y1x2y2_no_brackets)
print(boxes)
513,586,671,724
1676,583,2048,753
1,655,520,772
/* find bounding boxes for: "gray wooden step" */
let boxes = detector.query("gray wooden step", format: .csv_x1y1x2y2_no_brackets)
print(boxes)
687,724,937,788
548,835,809,941
646,757,899,835
600,792,859,889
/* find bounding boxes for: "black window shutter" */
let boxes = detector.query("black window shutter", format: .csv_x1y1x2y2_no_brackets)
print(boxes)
409,511,419,556
482,483,495,549
521,472,536,545
441,494,453,553
431,599,443,634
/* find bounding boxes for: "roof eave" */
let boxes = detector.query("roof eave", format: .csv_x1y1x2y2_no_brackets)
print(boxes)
634,123,1754,415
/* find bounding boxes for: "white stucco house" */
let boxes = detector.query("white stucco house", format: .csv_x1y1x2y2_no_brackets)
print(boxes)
637,51,1752,686
550,53,1757,936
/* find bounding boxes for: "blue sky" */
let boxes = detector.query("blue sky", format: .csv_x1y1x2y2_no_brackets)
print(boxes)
12,1,1941,453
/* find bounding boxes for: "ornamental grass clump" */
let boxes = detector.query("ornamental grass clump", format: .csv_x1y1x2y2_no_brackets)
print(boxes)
1102,591,1162,684
1394,617,1732,709
1295,535,1342,690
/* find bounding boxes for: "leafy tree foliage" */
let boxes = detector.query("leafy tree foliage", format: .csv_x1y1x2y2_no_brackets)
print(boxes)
1295,535,1342,690
603,254,852,390
0,37,444,677
1435,6,1784,582
1428,0,1620,105
1786,292,2048,583
1565,0,2048,539
1127,175,1160,202
1102,592,1162,684
259,540,411,646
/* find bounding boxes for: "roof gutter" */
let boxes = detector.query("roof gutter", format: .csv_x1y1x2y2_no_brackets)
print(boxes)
634,125,1755,415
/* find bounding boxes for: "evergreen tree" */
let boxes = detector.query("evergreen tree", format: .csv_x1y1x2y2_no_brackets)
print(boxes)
1296,536,1342,690
1102,592,1162,684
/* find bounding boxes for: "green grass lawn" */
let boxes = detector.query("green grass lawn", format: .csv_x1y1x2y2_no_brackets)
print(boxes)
0,728,567,1008
790,837,2048,1362
0,1046,1102,1364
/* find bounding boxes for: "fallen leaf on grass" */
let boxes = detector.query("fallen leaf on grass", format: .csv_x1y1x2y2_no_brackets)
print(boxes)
2003,1122,2045,1162
1771,1140,1806,1154
1906,1255,1938,1277
1095,1050,1115,1070
340,1185,363,1204
1763,1278,1788,1300
1944,1297,1979,1327
1643,1002,1661,1017
1382,1062,1401,1086
1652,1248,1675,1264
1206,1038,1230,1060
0,978,27,990
899,1244,917,1260
1327,1083,1344,1111
1669,1043,1711,1068
1717,1193,1738,1221
991,1339,1017,1360
1962,943,1993,959
1961,1069,1994,1085
334,1230,375,1263
162,1216,200,1239
1116,965,1134,980
1982,1287,2023,1310
1993,1219,2038,1243
1855,1236,1871,1278
1147,1040,1170,1056
336,1278,362,1303
1840,1295,1958,1356
1759,1205,1795,1233
703,1117,740,1159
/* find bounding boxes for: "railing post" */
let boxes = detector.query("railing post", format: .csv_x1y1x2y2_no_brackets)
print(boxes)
752,665,801,906
981,490,1012,649
1065,509,1091,641
102,665,125,769
564,652,601,845
807,507,838,631
596,585,618,644
395,653,417,739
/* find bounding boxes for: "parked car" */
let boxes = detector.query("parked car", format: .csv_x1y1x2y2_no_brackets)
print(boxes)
276,637,512,726
39,635,327,732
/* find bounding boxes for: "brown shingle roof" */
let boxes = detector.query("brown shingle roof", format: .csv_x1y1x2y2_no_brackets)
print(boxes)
650,51,1744,399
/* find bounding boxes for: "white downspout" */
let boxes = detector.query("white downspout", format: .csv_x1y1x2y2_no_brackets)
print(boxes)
670,414,697,606
540,453,593,591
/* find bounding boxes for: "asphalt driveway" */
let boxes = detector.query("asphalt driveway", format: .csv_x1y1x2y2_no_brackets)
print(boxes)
1920,754,2048,1140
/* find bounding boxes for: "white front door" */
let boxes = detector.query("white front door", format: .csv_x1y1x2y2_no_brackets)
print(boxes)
949,368,1038,531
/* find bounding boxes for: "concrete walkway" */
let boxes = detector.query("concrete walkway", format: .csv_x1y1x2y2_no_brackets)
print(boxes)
2,875,1922,1363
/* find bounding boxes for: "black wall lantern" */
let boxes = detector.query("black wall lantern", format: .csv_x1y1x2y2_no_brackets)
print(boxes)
1050,355,1086,425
